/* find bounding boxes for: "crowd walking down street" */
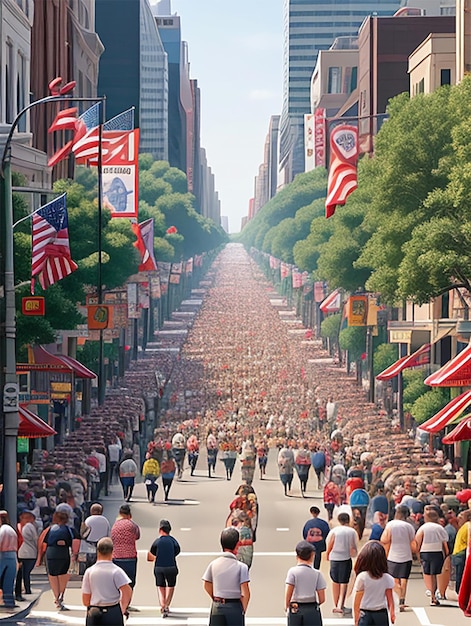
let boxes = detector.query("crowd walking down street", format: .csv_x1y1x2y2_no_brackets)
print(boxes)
4,244,471,625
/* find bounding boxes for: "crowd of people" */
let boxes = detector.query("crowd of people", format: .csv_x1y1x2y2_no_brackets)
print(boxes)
2,243,471,623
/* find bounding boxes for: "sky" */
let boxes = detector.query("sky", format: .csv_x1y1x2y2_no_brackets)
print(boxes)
151,0,283,233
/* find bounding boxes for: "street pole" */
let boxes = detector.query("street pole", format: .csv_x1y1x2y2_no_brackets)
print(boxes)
0,91,105,521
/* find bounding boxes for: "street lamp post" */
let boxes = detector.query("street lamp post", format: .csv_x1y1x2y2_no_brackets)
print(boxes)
0,92,104,522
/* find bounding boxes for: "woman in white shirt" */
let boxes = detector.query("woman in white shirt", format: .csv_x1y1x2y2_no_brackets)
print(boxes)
353,541,395,626
415,507,449,606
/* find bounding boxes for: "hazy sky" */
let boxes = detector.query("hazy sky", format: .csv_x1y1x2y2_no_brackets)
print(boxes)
151,0,283,233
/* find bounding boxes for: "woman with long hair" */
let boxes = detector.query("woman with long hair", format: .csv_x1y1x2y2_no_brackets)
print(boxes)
352,541,395,626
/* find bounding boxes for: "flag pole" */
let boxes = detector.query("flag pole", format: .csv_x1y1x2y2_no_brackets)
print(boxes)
97,99,106,406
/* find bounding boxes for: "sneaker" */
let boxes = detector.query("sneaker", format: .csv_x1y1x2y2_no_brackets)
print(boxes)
425,590,432,597
435,591,443,600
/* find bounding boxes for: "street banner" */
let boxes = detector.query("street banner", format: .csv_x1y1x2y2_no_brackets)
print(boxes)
102,129,140,218
314,108,326,168
347,295,368,326
127,283,140,319
325,124,359,218
304,113,315,172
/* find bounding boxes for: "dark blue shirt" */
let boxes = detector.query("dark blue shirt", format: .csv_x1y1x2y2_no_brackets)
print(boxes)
302,517,330,553
150,534,180,568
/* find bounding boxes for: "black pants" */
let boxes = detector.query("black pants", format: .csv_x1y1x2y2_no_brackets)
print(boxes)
313,549,322,570
15,558,36,595
209,600,244,625
358,608,389,625
287,601,322,625
86,603,123,626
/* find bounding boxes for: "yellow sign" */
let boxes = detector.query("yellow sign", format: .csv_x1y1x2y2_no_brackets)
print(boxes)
50,382,72,392
348,295,368,326
390,330,412,343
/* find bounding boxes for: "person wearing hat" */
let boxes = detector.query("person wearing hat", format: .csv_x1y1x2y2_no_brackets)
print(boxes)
202,527,250,625
285,540,326,625
147,519,181,618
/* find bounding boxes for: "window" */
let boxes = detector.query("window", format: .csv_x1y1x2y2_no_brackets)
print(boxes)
417,78,425,94
328,67,341,94
17,53,26,131
441,68,451,86
5,41,14,124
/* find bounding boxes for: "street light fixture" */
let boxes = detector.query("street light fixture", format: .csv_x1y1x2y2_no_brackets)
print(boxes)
0,90,105,522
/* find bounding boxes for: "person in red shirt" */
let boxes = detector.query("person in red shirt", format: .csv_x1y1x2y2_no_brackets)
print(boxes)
111,504,140,608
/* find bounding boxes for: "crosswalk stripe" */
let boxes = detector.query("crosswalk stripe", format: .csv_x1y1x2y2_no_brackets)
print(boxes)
30,608,354,625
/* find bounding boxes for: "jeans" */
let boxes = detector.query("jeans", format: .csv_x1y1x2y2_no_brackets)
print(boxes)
15,558,36,595
113,558,137,588
358,608,389,625
0,551,18,606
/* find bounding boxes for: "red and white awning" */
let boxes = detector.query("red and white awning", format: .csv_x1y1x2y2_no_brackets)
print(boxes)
424,343,471,387
19,406,56,438
32,345,96,379
420,390,471,433
442,416,471,444
376,343,430,381
320,289,341,313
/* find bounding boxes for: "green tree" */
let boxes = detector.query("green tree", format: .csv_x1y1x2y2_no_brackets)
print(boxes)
402,369,429,413
410,387,449,425
373,343,398,377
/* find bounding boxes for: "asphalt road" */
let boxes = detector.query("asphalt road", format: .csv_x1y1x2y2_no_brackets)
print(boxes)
12,449,469,625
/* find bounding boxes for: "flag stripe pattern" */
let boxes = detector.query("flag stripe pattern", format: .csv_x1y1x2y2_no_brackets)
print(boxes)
31,193,78,292
104,107,134,131
325,124,359,218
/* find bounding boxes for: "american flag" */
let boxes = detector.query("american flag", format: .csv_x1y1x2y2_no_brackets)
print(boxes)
325,124,359,218
31,194,78,292
73,106,134,164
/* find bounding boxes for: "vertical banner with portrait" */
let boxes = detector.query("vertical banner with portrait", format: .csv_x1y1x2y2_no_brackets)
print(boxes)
102,129,140,218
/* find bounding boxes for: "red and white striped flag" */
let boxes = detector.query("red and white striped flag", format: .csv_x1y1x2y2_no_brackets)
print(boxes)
31,193,78,293
325,124,359,218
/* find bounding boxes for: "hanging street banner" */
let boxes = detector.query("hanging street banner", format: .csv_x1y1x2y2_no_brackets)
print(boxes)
102,129,140,218
22,297,45,316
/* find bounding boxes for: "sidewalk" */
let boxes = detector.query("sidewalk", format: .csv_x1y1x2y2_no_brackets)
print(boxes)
0,567,49,621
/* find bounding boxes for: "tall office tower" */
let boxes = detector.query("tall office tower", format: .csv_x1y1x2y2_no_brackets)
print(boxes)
279,0,400,187
96,0,168,160
154,3,193,178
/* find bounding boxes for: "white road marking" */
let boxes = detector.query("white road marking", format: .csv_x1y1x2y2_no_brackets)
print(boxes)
137,550,297,557
180,527,192,531
412,606,447,626
276,527,290,532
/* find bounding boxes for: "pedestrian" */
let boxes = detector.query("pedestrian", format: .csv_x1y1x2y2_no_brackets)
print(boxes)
256,440,268,480
111,504,140,603
82,537,132,626
284,540,326,626
147,519,181,618
452,509,471,595
160,445,177,501
233,512,254,569
15,510,38,600
202,527,250,626
91,447,108,498
221,439,238,480
311,447,326,490
240,439,256,486
171,432,186,479
207,430,218,478
415,506,449,605
323,480,341,521
326,512,358,616
80,503,111,573
294,445,311,496
37,510,80,611
118,451,138,502
187,434,199,476
0,510,19,609
352,541,396,626
380,504,416,612
108,437,122,487
142,454,160,503
302,506,330,570
278,445,295,496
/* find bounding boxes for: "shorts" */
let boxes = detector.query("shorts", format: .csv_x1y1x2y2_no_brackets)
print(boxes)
330,558,352,584
387,559,412,580
113,558,137,587
154,565,178,587
420,551,444,575
47,557,70,576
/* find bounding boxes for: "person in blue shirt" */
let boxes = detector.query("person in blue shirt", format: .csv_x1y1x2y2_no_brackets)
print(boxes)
302,506,330,570
147,519,180,618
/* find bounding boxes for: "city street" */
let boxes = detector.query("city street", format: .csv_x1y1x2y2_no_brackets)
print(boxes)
15,449,470,626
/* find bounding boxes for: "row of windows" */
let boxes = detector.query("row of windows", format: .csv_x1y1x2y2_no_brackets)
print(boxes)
289,55,318,61
289,0,397,5
290,22,366,28
289,9,396,17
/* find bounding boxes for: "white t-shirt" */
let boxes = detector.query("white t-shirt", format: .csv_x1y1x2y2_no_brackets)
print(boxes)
84,515,111,543
353,571,395,611
328,525,357,561
384,520,415,563
285,564,327,603
417,522,448,553
202,552,250,599
82,560,130,606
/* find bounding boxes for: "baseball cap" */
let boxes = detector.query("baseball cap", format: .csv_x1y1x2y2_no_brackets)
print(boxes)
296,540,315,561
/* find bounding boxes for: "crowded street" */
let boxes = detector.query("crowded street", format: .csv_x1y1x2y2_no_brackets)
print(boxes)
7,244,471,625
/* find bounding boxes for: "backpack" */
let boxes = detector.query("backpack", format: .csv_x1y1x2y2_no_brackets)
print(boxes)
307,526,323,544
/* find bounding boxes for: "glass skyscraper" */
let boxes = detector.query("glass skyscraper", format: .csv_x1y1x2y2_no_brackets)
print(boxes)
279,0,400,185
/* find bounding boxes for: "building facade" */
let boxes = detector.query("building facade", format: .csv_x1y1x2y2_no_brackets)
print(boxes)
96,0,168,160
279,0,400,187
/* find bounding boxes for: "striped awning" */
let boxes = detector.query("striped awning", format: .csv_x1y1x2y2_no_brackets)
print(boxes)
442,416,471,444
320,289,341,313
424,343,471,387
376,343,430,381
420,390,471,433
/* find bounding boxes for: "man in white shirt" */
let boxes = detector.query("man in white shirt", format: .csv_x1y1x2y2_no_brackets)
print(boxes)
326,512,358,616
108,438,122,487
91,448,108,498
81,503,111,572
82,537,131,626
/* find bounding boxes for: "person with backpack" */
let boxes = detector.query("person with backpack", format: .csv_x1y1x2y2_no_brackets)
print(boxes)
142,455,160,503
302,506,330,570
284,540,326,625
